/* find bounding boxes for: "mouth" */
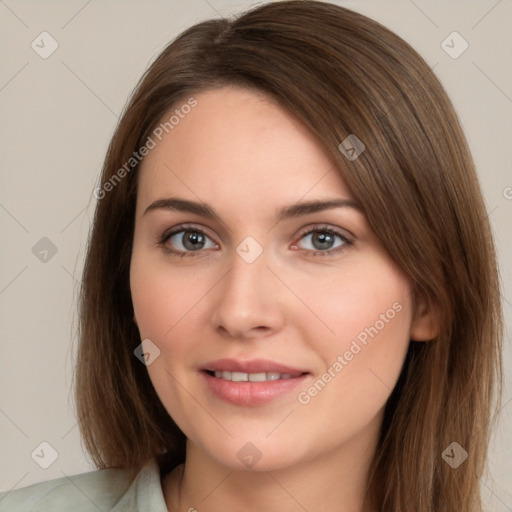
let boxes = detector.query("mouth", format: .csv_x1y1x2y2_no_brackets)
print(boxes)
203,370,306,382
199,358,311,406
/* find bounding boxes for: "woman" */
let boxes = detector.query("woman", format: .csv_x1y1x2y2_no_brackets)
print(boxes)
0,1,503,511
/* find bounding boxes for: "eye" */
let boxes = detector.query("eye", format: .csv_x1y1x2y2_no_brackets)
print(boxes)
158,226,219,256
158,224,352,258
293,226,352,256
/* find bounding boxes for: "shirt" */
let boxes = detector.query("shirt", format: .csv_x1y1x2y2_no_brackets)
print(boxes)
0,458,169,511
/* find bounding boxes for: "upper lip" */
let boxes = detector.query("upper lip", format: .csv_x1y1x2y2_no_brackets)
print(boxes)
201,358,309,374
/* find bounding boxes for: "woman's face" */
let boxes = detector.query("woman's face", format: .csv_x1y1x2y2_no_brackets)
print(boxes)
130,86,429,471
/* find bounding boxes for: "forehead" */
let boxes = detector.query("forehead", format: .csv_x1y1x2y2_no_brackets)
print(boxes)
136,86,352,215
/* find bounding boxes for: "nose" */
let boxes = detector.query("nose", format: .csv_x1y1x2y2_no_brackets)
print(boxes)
210,246,286,340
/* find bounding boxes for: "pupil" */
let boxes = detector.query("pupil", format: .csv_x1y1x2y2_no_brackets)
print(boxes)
313,232,333,250
183,231,205,250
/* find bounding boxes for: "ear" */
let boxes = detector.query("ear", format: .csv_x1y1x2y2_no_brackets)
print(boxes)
410,294,440,342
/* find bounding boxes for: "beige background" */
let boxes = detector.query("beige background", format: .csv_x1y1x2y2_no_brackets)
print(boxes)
1,0,511,508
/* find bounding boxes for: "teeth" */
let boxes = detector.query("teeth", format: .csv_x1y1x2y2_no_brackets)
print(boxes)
249,372,267,382
211,371,301,382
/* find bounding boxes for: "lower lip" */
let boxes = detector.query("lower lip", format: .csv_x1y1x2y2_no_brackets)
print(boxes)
200,371,310,406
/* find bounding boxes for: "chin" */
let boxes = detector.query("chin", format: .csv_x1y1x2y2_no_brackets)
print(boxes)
202,434,311,473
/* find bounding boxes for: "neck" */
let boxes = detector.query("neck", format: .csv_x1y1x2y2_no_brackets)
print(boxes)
162,412,382,512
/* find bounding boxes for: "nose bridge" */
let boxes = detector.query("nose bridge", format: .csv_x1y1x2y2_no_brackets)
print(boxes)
229,244,268,292
212,242,283,338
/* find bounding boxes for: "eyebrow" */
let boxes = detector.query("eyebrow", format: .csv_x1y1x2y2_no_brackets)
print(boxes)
142,197,362,221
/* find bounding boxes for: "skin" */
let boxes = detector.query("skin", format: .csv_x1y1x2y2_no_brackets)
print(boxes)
130,86,437,512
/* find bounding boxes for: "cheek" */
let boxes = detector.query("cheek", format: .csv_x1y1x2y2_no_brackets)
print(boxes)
129,251,215,381
294,257,413,430
130,253,195,391
130,255,207,425
130,250,206,340
296,252,412,359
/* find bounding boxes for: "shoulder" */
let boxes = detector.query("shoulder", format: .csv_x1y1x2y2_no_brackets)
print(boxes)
0,459,165,512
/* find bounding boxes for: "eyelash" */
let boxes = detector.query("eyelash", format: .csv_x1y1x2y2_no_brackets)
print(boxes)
156,224,353,258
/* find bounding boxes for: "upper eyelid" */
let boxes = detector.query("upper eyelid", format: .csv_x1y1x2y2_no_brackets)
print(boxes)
162,223,213,238
299,226,352,239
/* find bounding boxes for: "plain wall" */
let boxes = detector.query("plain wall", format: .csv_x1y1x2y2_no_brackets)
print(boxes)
1,0,511,509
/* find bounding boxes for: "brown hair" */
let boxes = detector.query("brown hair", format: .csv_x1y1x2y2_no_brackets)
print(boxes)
75,1,503,510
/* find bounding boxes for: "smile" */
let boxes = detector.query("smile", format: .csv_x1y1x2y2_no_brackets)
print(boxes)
208,370,303,382
199,358,311,406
